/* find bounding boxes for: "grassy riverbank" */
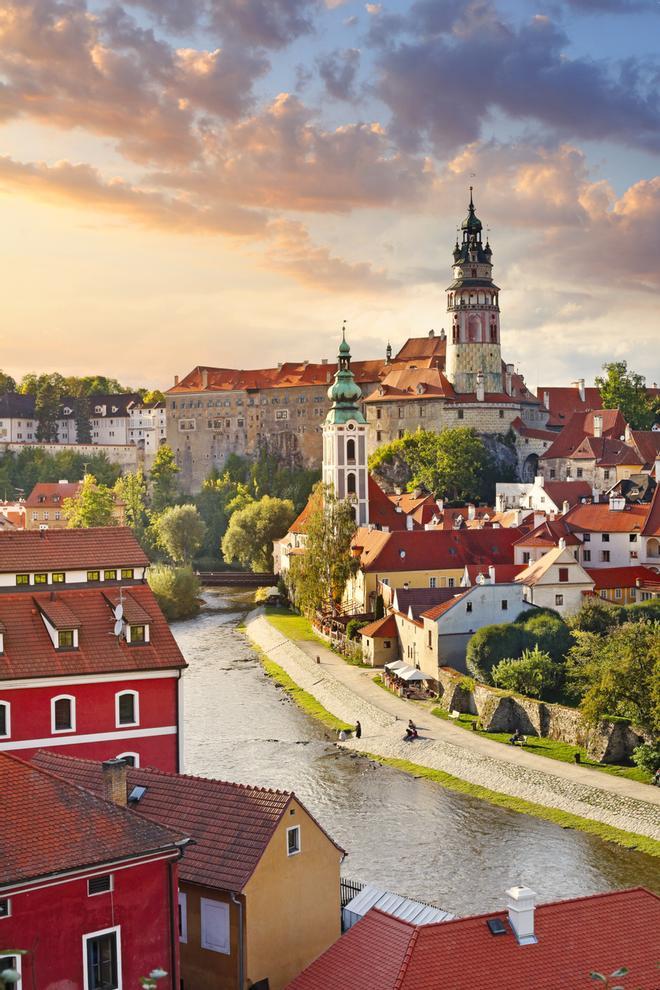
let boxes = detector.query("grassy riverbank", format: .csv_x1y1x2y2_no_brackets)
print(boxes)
363,754,660,858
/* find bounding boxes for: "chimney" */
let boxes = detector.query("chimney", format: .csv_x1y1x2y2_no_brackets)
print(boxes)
102,758,128,806
201,368,209,389
495,492,505,513
609,495,626,512
428,329,435,338
467,503,476,521
174,374,179,386
488,564,496,582
321,358,328,365
406,514,414,531
592,487,599,504
439,328,446,340
575,378,585,402
562,500,570,515
476,370,485,402
593,414,603,438
535,475,544,488
558,537,566,549
505,363,514,396
506,886,538,945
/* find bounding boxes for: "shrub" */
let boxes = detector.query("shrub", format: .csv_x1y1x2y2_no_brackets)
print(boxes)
632,741,660,775
346,618,369,641
148,564,201,621
624,600,660,623
520,613,572,663
568,596,624,634
466,623,528,683
458,675,475,693
491,646,559,699
513,606,562,624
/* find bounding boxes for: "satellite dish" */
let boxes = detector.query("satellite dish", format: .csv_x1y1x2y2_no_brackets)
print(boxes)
114,619,123,637
114,604,123,621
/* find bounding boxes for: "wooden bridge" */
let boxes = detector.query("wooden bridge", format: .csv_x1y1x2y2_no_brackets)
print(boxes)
196,571,276,587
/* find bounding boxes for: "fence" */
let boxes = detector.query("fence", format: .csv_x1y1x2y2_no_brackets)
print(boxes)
340,877,365,909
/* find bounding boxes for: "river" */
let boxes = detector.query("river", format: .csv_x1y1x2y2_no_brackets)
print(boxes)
173,588,660,917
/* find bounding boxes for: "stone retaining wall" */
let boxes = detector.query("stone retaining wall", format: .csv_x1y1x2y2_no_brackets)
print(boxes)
436,668,646,763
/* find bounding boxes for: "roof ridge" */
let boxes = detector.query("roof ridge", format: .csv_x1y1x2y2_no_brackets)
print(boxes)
393,921,421,990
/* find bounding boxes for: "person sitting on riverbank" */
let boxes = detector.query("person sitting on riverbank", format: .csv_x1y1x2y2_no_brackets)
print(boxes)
404,725,418,741
509,729,524,746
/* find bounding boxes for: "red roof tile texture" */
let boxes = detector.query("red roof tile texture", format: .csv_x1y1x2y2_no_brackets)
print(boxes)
630,430,660,466
287,889,660,990
565,501,653,534
0,585,186,681
542,481,593,508
585,566,660,589
0,527,149,573
359,614,398,638
25,482,82,508
0,753,180,887
31,753,343,892
354,528,520,572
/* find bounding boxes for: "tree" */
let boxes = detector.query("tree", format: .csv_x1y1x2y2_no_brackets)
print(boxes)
222,495,295,572
35,378,62,442
150,444,180,512
73,394,92,443
369,428,500,503
521,613,572,663
286,484,359,614
115,470,149,540
0,370,16,392
63,474,116,528
147,564,201,620
141,389,166,405
492,646,559,699
566,621,660,736
595,360,656,430
466,622,528,682
154,504,206,564
568,596,624,634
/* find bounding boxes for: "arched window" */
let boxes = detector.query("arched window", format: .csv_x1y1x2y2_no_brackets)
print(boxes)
347,472,356,495
116,752,140,768
346,438,356,462
0,701,10,738
115,690,139,727
452,323,460,344
52,695,75,733
490,323,498,342
468,315,481,342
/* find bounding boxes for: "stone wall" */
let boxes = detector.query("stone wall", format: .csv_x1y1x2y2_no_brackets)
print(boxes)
0,441,142,474
436,667,646,763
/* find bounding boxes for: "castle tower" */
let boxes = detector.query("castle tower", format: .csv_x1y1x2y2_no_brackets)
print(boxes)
322,328,369,525
445,188,503,394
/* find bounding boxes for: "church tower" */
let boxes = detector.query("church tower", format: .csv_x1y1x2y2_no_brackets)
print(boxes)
445,189,503,394
322,328,369,525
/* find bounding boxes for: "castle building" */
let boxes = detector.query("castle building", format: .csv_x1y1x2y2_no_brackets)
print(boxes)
322,331,370,525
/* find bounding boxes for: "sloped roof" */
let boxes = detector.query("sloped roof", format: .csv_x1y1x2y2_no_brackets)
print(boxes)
0,393,36,418
364,367,453,402
359,614,398,639
0,752,181,888
514,516,581,548
542,481,592,509
564,501,653,535
0,527,149,572
509,417,556,442
541,410,627,461
629,430,660,467
168,359,386,394
31,753,343,893
25,482,82,508
515,546,592,588
355,528,519,573
391,587,457,619
586,566,660,590
421,591,469,620
463,564,526,584
0,585,186,681
394,334,447,363
641,485,660,537
287,889,660,990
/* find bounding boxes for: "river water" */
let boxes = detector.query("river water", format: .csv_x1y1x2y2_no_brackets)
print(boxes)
173,588,659,917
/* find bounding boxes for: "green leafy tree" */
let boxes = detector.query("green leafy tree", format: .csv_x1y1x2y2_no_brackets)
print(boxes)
624,599,660,623
287,484,359,614
140,389,166,405
154,504,206,564
595,360,656,430
466,622,528,682
0,371,16,392
222,495,295,572
492,646,559,698
149,444,180,512
63,474,116,528
35,378,62,442
73,394,92,443
568,596,624,634
147,564,201,620
115,470,149,540
566,621,660,735
632,740,660,775
521,613,572,663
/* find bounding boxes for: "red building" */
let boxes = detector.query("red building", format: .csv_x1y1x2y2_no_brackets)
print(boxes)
0,528,187,770
0,753,188,990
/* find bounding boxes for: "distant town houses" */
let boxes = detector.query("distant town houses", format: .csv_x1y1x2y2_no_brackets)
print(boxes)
0,528,186,771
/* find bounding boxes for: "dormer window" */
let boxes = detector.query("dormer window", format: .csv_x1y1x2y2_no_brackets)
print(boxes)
129,625,146,643
121,568,134,580
58,630,75,649
15,574,29,586
34,573,48,585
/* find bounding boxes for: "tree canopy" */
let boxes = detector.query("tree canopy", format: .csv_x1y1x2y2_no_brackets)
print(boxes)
149,444,180,513
62,474,116,528
595,360,658,430
154,504,206,564
222,495,295,572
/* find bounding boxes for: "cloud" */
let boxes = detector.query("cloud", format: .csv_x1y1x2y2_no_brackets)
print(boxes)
564,0,659,11
317,47,361,101
372,4,660,155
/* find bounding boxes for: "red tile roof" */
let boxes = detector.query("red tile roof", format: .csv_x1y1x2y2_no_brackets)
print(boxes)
0,527,149,573
514,517,581,548
394,334,447,364
541,481,592,508
0,753,181,887
359,614,398,638
391,587,457,619
25,481,82,508
287,888,660,990
586,566,660,590
642,485,660,537
31,753,343,892
541,410,628,462
368,477,425,531
536,385,604,427
510,417,557,442
629,430,660,467
564,501,652,535
430,506,495,530
168,359,387,394
0,585,186,681
38,597,82,629
421,591,468,620
463,564,526,584
354,528,520,572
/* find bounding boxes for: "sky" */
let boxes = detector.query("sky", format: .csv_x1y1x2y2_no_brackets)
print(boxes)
1,0,659,391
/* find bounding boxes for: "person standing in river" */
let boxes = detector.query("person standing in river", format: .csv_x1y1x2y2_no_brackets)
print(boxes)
354,721,362,739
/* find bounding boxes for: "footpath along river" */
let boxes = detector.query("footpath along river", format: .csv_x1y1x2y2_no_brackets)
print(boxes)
173,588,660,917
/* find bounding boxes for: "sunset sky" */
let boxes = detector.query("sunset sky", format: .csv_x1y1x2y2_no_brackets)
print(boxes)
1,0,659,390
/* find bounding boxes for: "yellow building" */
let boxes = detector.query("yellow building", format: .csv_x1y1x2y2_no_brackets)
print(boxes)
586,566,660,605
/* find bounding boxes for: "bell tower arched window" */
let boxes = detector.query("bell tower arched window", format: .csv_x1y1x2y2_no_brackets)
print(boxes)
347,472,356,495
346,438,355,463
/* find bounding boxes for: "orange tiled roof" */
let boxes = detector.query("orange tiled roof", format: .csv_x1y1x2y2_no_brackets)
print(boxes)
25,482,82,508
0,527,149,572
586,566,660,590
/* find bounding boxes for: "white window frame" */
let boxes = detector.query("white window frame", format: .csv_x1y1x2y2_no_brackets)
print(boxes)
286,825,301,857
0,701,10,739
82,924,122,990
51,694,76,734
87,874,114,897
200,898,230,954
115,690,139,728
0,897,11,919
0,953,20,982
115,752,140,768
178,892,188,943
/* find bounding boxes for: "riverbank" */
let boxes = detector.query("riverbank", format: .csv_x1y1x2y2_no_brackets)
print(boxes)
243,607,660,854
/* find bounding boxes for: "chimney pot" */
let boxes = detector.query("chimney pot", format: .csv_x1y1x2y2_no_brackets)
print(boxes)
506,886,538,945
102,758,128,806
562,500,570,515
174,374,179,386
